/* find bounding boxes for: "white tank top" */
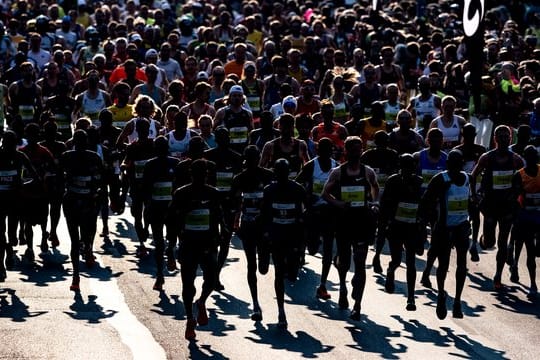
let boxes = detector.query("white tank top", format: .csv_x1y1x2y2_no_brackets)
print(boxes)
413,94,439,131
127,118,159,143
312,157,338,206
435,115,461,148
383,101,401,125
443,171,470,227
168,130,191,159
82,90,106,126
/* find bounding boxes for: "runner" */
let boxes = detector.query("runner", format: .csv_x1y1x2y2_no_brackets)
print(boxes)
355,101,387,150
39,121,67,248
454,123,486,262
361,131,400,273
122,119,155,258
212,85,254,154
295,137,338,299
379,153,423,310
43,81,76,141
415,128,448,288
471,125,524,289
511,145,539,298
230,145,274,320
108,82,134,130
260,113,309,177
388,109,425,155
322,136,379,320
311,100,348,161
142,136,179,291
0,130,37,280
248,110,280,151
429,95,466,151
59,130,104,291
166,112,199,159
262,158,307,328
418,150,471,319
72,70,112,127
19,123,55,258
167,159,226,340
204,127,243,291
408,75,441,136
8,62,42,126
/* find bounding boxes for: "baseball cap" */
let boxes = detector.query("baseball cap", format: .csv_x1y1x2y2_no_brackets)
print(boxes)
229,85,244,95
197,71,209,80
145,49,158,58
282,95,297,108
130,33,142,42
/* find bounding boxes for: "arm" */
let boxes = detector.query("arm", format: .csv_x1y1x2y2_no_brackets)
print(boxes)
259,141,273,168
212,107,225,129
470,153,488,198
298,140,309,165
129,85,142,104
72,94,83,123
322,167,346,208
365,166,380,202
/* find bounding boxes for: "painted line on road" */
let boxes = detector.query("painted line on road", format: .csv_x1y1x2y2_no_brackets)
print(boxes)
89,253,167,360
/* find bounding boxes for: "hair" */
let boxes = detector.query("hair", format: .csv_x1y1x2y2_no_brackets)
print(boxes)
133,95,157,117
344,136,363,152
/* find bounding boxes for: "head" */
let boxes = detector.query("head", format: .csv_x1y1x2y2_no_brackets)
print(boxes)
278,113,295,138
516,124,531,144
462,123,476,143
426,128,443,151
282,95,297,115
228,85,245,107
187,136,206,159
42,121,58,141
320,99,335,123
274,158,290,182
72,129,88,150
99,109,113,128
494,125,512,149
317,137,333,159
373,130,389,148
135,118,150,139
418,75,431,95
345,136,363,162
173,111,188,132
523,145,539,167
441,96,457,116
386,84,399,102
190,159,208,185
134,95,157,118
399,153,416,177
24,123,40,145
154,135,169,157
295,114,313,139
215,127,230,148
447,149,464,174
197,115,213,136
260,111,274,130
194,82,211,103
243,145,261,169
113,82,131,105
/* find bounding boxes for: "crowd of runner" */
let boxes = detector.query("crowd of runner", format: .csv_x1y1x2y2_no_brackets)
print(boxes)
0,0,539,340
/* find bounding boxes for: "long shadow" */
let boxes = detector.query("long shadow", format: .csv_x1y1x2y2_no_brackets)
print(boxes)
245,321,334,358
440,326,509,359
0,289,48,322
188,341,230,359
391,315,451,347
345,315,406,359
493,290,540,319
150,292,185,320
211,292,252,320
198,308,237,337
63,292,117,323
18,254,70,287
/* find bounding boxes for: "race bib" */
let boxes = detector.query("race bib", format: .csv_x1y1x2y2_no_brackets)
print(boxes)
525,193,540,211
152,181,172,201
447,195,469,217
341,185,365,207
492,170,513,190
247,96,261,112
185,209,210,231
272,202,296,224
421,169,440,188
216,172,234,192
19,105,34,121
229,126,248,144
312,179,325,196
395,202,418,223
134,160,148,179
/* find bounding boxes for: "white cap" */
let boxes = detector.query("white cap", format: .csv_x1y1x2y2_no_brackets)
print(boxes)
197,71,209,80
229,85,244,95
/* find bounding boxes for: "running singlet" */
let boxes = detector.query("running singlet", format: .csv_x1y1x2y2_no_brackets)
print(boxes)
435,115,461,149
108,104,134,128
383,101,401,127
412,94,439,130
168,130,191,159
82,90,106,125
518,165,540,213
443,171,470,226
418,149,448,189
312,157,338,206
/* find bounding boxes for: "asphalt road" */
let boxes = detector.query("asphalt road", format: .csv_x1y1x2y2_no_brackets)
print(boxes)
0,210,538,359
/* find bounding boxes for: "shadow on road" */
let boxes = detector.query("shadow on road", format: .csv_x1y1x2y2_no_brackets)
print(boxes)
64,292,117,323
246,322,334,358
188,341,230,359
345,315,406,359
150,292,185,320
0,288,48,322
440,326,509,359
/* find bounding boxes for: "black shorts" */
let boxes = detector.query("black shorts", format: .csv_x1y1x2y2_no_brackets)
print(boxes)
21,198,48,225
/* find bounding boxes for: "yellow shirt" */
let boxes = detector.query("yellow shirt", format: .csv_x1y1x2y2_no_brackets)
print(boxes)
108,104,134,129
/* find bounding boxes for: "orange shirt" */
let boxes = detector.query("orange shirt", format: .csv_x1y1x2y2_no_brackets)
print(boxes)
224,60,244,78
